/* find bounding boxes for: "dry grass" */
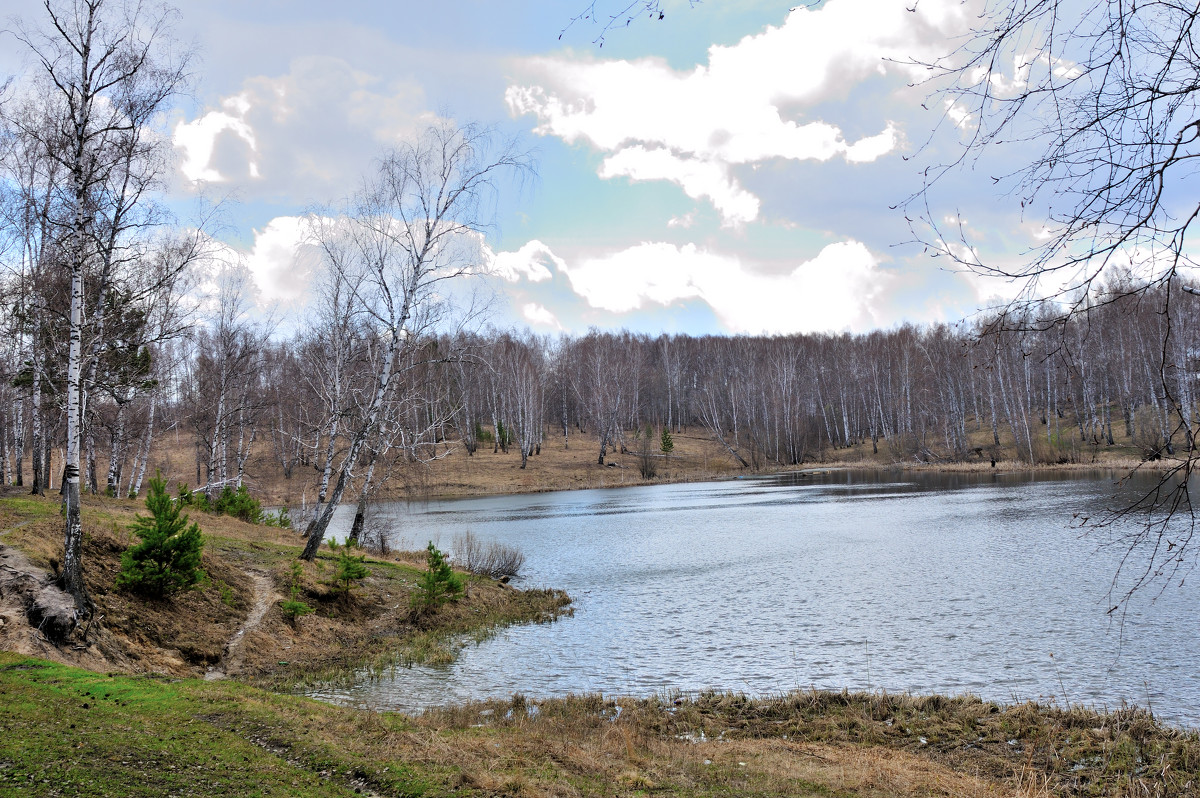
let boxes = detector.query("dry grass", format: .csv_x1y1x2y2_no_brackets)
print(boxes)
12,408,1174,511
0,489,571,686
410,690,1200,797
118,420,1177,512
5,653,1197,797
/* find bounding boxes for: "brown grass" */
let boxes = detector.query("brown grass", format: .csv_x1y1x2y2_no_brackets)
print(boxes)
0,489,571,685
405,690,1200,797
113,420,1177,512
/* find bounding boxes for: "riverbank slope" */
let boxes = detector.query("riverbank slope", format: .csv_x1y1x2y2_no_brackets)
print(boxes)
0,489,569,686
2,651,1197,797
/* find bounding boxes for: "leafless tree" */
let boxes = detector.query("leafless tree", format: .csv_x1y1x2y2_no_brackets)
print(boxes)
299,121,531,560
562,0,701,45
6,0,190,620
910,0,1200,607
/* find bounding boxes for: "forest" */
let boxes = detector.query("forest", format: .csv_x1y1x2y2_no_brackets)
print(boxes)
2,0,1198,581
1,260,1196,506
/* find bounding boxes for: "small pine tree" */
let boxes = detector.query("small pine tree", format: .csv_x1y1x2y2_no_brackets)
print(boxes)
331,547,369,596
660,427,674,459
411,542,464,613
280,562,314,625
116,475,205,597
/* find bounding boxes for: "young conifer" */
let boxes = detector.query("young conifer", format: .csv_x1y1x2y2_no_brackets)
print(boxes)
412,542,464,612
116,475,204,597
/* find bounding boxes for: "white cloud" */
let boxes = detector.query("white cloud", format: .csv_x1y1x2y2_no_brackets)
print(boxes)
507,0,967,223
556,239,893,333
174,95,259,182
845,123,901,164
599,146,759,226
243,216,312,303
172,56,430,199
944,99,974,131
521,302,564,330
487,239,560,283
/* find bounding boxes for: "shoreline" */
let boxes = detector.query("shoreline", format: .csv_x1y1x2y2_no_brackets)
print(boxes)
384,454,1177,504
3,652,1197,797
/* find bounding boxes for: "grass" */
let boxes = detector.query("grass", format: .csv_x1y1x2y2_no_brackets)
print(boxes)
2,653,1198,797
0,490,571,687
4,468,1197,797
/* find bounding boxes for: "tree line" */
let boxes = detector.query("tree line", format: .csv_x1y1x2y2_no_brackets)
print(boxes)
3,270,1196,509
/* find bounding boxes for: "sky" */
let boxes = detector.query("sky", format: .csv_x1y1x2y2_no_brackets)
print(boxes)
1,0,1035,336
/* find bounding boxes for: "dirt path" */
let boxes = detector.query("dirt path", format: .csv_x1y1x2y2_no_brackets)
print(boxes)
204,570,277,681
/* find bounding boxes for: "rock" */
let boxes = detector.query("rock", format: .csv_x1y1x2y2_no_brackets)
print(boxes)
27,586,77,642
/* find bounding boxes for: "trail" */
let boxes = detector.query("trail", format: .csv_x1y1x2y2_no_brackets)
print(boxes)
205,570,277,681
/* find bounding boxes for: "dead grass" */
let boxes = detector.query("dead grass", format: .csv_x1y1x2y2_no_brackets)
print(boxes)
0,490,571,686
413,690,1200,797
143,424,1177,508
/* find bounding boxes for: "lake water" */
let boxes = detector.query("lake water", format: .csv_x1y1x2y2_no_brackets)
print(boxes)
313,470,1200,725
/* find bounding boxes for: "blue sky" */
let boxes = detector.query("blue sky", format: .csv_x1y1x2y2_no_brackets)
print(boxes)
3,0,1033,335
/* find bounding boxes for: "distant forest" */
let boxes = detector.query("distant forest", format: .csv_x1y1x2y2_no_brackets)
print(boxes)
1,269,1196,500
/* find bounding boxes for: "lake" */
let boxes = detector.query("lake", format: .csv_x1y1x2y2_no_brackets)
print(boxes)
313,469,1200,725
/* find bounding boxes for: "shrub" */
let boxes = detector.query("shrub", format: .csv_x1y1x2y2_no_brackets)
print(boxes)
330,547,369,596
636,424,658,479
212,484,263,524
280,562,313,625
495,420,512,448
452,530,525,579
411,542,464,613
115,476,205,598
262,507,291,528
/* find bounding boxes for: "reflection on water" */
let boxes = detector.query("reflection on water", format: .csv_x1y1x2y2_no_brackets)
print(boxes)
313,469,1200,725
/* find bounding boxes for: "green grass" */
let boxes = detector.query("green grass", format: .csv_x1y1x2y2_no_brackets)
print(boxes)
4,653,1200,797
0,494,58,528
0,655,366,797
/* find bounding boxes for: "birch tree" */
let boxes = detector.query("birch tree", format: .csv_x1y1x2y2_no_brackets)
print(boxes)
8,0,188,620
300,121,529,561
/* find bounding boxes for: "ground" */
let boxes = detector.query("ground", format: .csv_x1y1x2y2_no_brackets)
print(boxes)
129,423,1168,509
1,437,1197,797
1,653,1198,797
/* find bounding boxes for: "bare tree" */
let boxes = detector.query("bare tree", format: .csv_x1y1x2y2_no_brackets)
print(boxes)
562,0,698,44
300,121,530,561
6,0,189,620
913,1,1200,605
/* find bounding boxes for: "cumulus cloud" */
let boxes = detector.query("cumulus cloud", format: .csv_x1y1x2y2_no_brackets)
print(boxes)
549,239,892,334
487,239,561,283
521,302,564,330
243,216,313,304
175,95,259,182
173,56,431,199
599,146,759,226
507,0,967,223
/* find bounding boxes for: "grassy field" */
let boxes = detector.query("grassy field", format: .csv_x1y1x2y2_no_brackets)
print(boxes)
2,652,1198,797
